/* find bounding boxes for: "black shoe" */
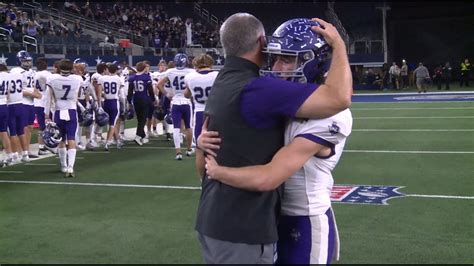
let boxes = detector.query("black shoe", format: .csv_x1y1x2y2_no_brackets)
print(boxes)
28,153,39,159
166,133,172,141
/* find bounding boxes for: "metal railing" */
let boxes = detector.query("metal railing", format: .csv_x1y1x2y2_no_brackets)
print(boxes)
22,35,38,54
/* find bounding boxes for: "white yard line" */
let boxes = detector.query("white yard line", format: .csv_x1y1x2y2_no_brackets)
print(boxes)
0,180,472,200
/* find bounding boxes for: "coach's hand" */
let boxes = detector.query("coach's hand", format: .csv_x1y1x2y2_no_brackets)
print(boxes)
197,117,221,157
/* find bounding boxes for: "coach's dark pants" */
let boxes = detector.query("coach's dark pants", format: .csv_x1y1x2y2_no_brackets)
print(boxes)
133,99,150,138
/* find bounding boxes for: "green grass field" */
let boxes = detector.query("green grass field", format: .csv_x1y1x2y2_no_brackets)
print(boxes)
0,98,473,263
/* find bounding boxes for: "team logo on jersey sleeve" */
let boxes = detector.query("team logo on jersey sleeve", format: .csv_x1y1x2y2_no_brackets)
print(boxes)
331,185,405,205
328,121,340,135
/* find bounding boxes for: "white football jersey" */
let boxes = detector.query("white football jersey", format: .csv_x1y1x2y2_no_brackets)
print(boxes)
77,74,91,100
281,108,353,216
120,69,130,97
11,67,35,105
33,70,52,107
164,68,195,105
0,72,9,105
47,74,82,110
98,75,123,100
184,70,218,112
5,71,24,104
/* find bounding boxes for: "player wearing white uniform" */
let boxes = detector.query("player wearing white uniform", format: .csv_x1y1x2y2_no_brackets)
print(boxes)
10,50,41,160
0,64,13,166
202,18,352,265
151,60,172,138
7,61,29,162
157,53,195,160
86,62,107,150
34,58,53,155
184,54,218,178
97,63,125,150
73,59,92,150
47,59,82,177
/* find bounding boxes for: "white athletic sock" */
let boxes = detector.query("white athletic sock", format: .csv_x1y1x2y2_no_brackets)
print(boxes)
67,149,76,169
12,152,19,160
58,148,67,168
89,124,95,142
76,126,83,144
22,150,28,156
173,128,181,149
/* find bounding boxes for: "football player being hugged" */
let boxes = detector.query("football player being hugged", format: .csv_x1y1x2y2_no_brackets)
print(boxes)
46,59,83,177
184,54,218,176
203,18,353,264
97,62,125,150
157,53,195,160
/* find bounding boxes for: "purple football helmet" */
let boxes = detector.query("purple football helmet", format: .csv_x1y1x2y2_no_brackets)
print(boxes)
16,50,33,70
261,18,331,83
173,53,188,70
42,122,62,148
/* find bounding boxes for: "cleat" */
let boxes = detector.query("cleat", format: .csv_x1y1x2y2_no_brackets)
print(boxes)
21,155,30,162
104,143,109,151
28,153,39,159
38,148,49,155
46,146,58,154
76,143,86,151
142,137,149,144
175,153,183,160
166,133,172,141
186,148,195,157
116,141,123,149
134,136,143,146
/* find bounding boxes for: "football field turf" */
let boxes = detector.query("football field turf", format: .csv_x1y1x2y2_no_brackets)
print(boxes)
0,97,473,263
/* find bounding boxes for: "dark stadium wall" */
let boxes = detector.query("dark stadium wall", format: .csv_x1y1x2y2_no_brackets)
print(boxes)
387,1,474,76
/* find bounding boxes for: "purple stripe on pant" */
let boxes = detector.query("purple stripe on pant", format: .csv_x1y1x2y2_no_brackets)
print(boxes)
7,103,24,136
34,106,46,131
53,109,78,141
0,104,8,132
103,99,119,126
171,104,191,129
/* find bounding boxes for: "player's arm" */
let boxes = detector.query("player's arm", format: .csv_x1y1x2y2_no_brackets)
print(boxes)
127,82,134,104
206,137,329,191
96,82,103,108
146,81,155,103
23,88,42,99
156,76,171,98
184,82,192,98
295,18,352,119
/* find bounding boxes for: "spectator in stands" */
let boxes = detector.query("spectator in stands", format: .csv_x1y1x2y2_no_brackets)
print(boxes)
413,62,430,93
73,19,83,37
400,59,408,89
460,58,471,87
442,62,452,90
24,19,39,37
